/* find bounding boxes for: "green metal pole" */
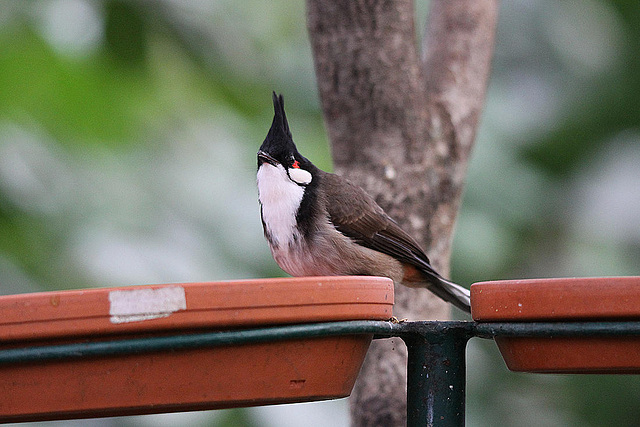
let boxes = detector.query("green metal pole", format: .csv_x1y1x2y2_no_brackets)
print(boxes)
404,326,470,427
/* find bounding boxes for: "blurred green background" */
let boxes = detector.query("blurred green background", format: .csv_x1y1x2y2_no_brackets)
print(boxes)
1,1,639,426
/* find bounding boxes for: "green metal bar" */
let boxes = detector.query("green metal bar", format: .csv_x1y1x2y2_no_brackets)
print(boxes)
7,320,639,366
473,321,640,338
0,321,399,365
404,325,471,427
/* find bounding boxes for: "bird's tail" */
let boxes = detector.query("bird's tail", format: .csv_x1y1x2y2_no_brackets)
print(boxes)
428,276,471,313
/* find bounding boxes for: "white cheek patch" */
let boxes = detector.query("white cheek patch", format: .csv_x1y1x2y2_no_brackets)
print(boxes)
257,163,305,248
288,168,312,185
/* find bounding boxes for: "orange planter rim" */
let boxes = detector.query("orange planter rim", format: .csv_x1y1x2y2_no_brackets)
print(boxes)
471,276,640,321
0,276,394,342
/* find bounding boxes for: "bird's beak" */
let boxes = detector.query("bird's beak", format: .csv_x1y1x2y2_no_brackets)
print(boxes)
258,150,278,166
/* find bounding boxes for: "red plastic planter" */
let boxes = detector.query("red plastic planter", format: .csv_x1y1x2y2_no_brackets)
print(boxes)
471,277,640,373
0,276,394,422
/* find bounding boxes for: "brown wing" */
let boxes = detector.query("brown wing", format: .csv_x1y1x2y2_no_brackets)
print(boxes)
321,173,441,278
321,172,471,312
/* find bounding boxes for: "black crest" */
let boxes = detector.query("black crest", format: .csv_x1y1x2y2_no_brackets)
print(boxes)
259,92,297,162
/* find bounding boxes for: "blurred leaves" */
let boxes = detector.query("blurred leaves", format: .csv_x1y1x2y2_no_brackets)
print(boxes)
0,26,147,144
104,1,148,65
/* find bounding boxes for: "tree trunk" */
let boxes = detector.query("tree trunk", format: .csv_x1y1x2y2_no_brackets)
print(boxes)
307,0,498,425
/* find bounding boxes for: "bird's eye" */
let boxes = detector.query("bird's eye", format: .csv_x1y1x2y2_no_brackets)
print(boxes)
292,160,300,169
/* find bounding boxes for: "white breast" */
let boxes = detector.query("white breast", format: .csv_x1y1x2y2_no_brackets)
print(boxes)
257,163,304,249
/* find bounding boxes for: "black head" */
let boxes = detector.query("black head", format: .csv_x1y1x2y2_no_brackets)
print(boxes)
256,92,321,238
258,92,305,170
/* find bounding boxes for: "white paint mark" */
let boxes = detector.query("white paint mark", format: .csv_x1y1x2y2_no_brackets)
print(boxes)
109,286,186,324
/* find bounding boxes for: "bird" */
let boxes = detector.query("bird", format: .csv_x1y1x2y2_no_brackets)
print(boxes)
256,92,471,312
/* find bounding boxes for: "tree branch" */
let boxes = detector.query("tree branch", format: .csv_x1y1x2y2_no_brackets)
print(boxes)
423,0,498,184
307,0,498,425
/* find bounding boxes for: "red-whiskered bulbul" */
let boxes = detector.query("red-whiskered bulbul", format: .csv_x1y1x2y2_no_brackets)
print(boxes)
257,92,471,312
